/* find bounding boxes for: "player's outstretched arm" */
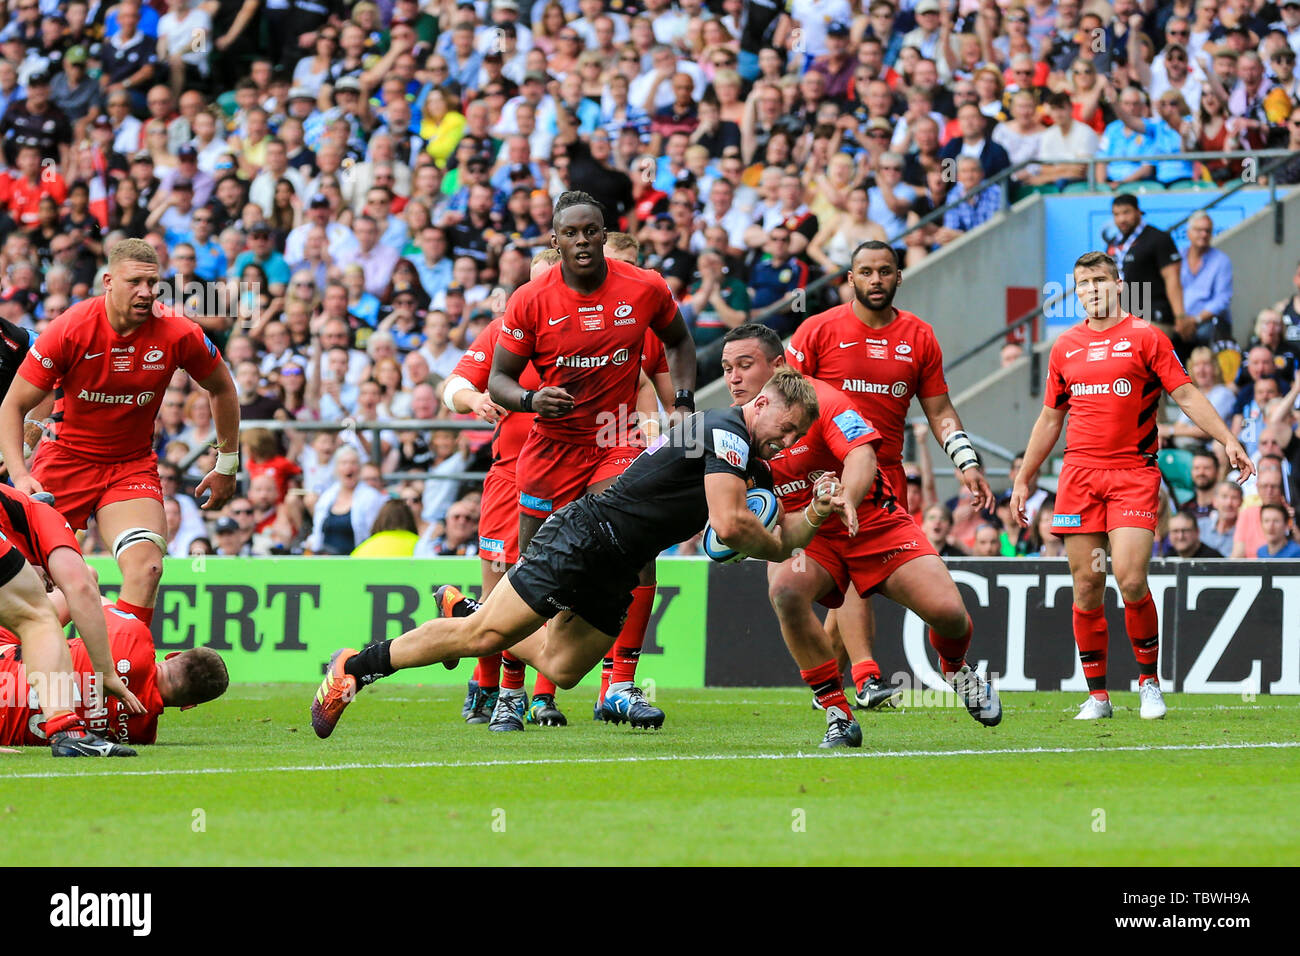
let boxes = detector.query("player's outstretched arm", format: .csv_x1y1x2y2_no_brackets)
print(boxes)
705,473,850,562
840,444,877,513
1011,405,1066,526
919,393,993,510
1168,382,1255,483
194,362,242,510
442,376,505,422
0,376,52,493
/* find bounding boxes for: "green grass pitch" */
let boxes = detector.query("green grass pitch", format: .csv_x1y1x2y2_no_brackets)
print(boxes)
4,686,1297,866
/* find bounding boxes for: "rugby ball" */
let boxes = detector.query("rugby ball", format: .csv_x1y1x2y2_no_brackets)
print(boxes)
703,488,781,563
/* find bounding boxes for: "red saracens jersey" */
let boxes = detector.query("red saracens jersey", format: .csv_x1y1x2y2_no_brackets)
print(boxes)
498,258,676,443
787,306,948,472
0,606,163,746
1045,313,1192,469
768,378,894,536
19,297,222,463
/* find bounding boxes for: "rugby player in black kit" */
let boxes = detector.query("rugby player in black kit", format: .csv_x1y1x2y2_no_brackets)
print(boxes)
310,368,856,738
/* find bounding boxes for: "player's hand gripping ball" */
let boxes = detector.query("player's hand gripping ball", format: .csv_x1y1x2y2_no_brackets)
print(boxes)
703,487,781,563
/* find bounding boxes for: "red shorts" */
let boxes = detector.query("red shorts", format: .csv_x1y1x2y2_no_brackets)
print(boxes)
805,506,939,608
515,430,641,519
1053,463,1161,535
477,464,519,564
29,442,164,531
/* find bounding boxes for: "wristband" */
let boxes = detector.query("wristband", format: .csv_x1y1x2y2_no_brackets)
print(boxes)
943,429,980,472
673,389,695,412
441,375,476,413
215,451,239,475
803,504,824,528
522,390,535,413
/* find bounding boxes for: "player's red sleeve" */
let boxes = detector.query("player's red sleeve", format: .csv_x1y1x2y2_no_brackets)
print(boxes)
1146,329,1193,394
1045,343,1070,409
818,384,883,459
787,322,814,375
451,320,501,390
177,321,222,381
498,291,536,357
641,330,669,376
916,327,949,399
0,626,16,646
19,320,72,391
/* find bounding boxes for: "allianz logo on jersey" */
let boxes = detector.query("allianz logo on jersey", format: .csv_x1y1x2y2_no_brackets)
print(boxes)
842,379,909,397
1070,378,1132,397
773,478,808,497
555,348,631,368
76,389,156,405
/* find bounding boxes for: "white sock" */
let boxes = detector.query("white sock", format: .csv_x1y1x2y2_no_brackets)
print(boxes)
608,680,632,694
500,687,525,699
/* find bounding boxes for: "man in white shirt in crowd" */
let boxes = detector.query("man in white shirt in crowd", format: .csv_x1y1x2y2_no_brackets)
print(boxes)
1025,91,1100,186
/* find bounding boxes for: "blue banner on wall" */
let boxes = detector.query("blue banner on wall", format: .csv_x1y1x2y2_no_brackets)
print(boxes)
1041,189,1273,332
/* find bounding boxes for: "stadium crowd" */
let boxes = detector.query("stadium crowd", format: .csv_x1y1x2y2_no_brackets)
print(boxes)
0,0,1297,558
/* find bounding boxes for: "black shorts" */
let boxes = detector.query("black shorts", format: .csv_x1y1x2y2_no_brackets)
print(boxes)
0,543,26,589
506,500,639,638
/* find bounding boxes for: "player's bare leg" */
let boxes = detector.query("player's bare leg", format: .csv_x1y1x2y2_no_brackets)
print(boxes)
0,563,136,756
1110,526,1165,718
834,590,900,709
493,510,564,729
876,555,1001,726
583,474,662,728
463,556,507,724
96,498,167,624
768,557,863,748
310,577,547,738
823,610,851,673
507,612,622,691
1064,532,1115,719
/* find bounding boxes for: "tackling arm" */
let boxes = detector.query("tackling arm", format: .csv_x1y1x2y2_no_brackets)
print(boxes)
704,472,854,563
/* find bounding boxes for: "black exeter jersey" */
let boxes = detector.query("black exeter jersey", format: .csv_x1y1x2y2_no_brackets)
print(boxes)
584,406,773,567
0,318,34,399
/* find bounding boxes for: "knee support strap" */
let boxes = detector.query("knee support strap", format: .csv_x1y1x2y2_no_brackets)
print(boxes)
112,527,168,560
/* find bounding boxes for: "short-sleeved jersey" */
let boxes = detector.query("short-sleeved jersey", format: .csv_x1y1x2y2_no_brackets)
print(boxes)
0,482,80,569
768,378,894,533
498,258,677,443
787,306,947,470
1045,314,1193,469
453,317,541,471
587,406,773,568
20,297,223,463
0,606,163,746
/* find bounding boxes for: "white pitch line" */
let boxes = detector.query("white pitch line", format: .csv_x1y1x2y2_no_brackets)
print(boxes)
3,740,1297,781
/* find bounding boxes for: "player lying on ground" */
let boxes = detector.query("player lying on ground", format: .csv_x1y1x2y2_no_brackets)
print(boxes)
1011,251,1252,721
720,324,1001,748
0,238,240,641
0,599,228,747
311,368,853,738
0,483,145,756
786,241,993,709
485,191,697,731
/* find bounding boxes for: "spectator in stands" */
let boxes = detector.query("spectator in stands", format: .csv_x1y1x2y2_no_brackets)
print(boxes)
1248,310,1300,378
994,91,1047,183
1275,106,1300,184
684,247,749,347
1167,510,1224,558
746,226,809,332
972,523,1003,557
1230,459,1290,556
939,104,1011,180
351,499,420,558
867,151,916,252
1255,502,1300,557
921,504,966,557
1178,449,1223,522
1179,211,1234,348
1026,498,1066,558
415,494,481,557
1198,479,1243,554
933,157,1003,246
305,445,387,556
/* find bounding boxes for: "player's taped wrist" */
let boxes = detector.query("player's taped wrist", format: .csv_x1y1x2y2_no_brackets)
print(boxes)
673,389,695,412
943,430,980,471
441,375,475,413
215,451,239,475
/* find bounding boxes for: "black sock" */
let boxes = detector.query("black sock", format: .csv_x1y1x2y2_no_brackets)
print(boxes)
345,641,395,686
